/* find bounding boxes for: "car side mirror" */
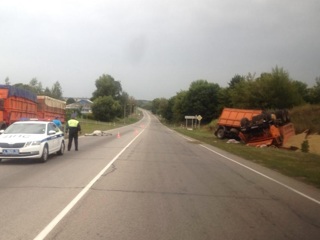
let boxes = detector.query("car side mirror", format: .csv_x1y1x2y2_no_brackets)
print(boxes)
0,130,4,135
48,130,56,135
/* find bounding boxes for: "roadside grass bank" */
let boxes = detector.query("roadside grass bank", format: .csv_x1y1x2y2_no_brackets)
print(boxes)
289,104,320,134
71,113,142,135
173,126,320,189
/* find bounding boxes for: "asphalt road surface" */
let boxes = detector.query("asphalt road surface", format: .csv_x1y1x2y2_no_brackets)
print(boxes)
0,111,320,240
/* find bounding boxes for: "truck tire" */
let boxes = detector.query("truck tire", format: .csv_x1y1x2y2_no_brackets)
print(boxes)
240,117,250,130
216,128,225,139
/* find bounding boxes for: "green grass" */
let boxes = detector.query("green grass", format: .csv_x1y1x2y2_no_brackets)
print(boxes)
289,104,320,134
72,113,142,135
173,126,320,188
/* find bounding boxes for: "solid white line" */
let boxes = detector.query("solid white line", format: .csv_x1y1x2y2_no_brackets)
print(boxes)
200,144,320,205
33,128,145,240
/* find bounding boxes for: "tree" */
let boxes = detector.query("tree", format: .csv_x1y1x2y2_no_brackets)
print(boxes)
4,77,10,85
255,67,304,108
152,98,168,117
184,80,221,122
163,96,175,122
219,74,246,108
66,98,76,105
51,81,63,99
127,96,136,115
43,87,51,96
308,77,320,104
228,78,255,108
172,91,188,122
91,96,122,121
29,78,43,94
229,67,304,109
292,80,308,103
228,74,245,88
92,74,122,100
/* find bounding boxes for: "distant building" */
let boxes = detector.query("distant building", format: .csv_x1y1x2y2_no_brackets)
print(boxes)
66,98,93,114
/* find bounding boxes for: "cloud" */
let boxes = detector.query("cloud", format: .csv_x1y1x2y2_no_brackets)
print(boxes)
1,0,319,100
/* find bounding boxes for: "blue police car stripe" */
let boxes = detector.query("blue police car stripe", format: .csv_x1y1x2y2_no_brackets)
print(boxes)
40,134,64,143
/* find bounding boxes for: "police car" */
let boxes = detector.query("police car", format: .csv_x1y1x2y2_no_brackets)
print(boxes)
0,121,65,163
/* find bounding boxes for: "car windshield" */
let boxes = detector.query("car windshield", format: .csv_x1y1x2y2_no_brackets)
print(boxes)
4,123,46,134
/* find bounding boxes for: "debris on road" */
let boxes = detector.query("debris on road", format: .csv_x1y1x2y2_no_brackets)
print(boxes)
84,130,112,136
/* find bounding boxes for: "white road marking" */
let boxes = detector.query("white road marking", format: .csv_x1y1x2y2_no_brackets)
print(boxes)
178,134,320,205
33,128,145,240
200,144,320,205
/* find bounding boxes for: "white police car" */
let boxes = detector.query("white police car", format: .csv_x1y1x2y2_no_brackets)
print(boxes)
0,121,65,163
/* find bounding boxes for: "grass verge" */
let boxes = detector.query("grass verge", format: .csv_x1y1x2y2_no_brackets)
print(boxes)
72,113,142,135
173,126,320,189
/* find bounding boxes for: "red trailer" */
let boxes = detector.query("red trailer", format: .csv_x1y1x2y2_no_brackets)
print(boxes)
37,96,66,123
0,85,38,129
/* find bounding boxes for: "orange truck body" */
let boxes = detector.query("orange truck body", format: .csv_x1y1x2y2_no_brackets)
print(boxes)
0,85,66,129
37,96,66,123
215,107,295,147
217,108,262,128
214,108,262,140
0,85,38,129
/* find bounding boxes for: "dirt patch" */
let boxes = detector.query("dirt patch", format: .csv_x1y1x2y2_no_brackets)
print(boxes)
283,133,320,155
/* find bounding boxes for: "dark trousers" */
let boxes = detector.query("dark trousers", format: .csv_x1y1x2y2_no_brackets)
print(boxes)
68,132,78,150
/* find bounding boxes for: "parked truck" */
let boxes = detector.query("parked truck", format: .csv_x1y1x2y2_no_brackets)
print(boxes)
0,85,38,129
214,107,295,147
0,85,66,129
37,96,66,123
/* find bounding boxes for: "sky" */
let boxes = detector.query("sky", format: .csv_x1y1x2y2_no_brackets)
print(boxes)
1,0,319,100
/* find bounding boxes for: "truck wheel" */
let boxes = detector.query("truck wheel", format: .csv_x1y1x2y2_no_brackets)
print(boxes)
230,128,240,139
240,117,250,129
216,128,225,139
40,145,49,163
57,141,65,155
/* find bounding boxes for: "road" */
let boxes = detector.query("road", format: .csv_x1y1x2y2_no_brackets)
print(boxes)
0,111,320,240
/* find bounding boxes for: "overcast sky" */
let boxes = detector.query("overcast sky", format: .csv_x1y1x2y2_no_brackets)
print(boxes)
1,0,319,100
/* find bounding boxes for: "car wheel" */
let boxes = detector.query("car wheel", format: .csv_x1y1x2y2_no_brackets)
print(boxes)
40,144,49,163
57,141,65,155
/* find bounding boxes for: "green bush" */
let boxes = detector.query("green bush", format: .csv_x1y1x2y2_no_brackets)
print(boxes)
301,140,310,153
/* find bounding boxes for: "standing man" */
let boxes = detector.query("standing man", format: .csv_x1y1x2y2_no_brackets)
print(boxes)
65,113,81,151
52,116,62,130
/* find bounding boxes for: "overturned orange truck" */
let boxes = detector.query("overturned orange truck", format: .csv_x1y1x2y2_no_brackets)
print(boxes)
0,85,66,129
214,108,295,147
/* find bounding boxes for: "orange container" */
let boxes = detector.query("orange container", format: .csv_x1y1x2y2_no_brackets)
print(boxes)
0,85,38,128
37,96,66,123
217,108,262,127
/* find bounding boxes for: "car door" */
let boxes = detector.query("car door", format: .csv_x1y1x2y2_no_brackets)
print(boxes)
47,123,59,153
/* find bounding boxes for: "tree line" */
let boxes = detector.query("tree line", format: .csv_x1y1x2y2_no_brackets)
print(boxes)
148,66,320,124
